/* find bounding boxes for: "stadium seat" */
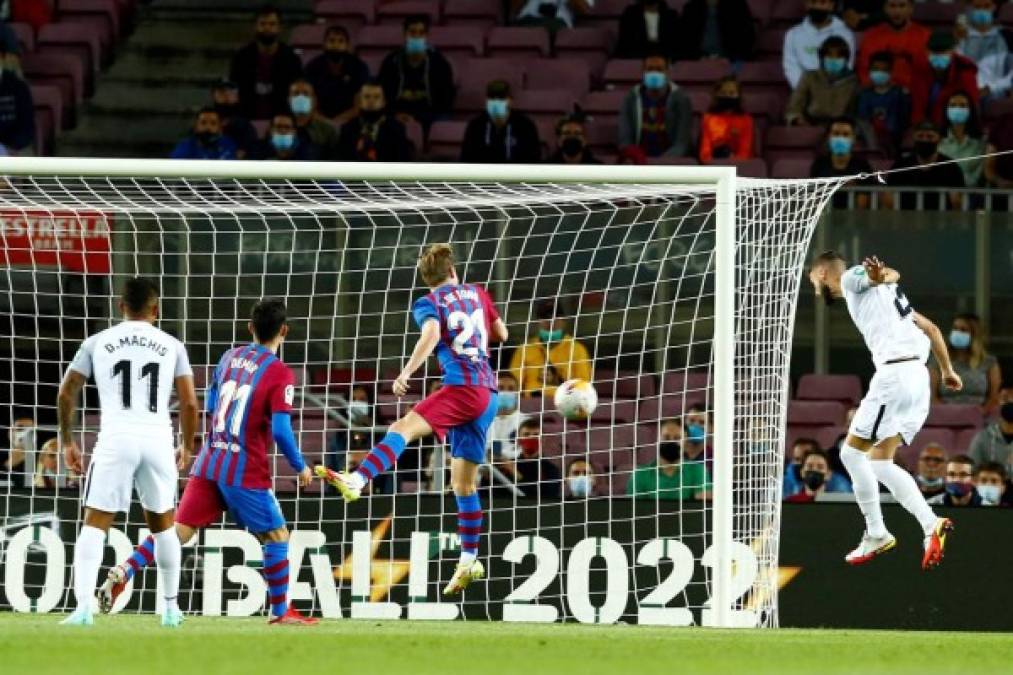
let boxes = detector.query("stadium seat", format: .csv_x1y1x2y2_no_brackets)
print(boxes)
787,400,847,426
746,0,772,25
954,427,979,454
23,52,87,125
755,28,786,61
581,89,626,118
913,2,961,27
765,125,825,157
555,27,613,76
593,371,657,399
59,0,119,53
31,84,63,151
456,57,524,98
785,424,841,454
710,157,769,177
525,58,592,98
924,404,984,429
769,0,802,28
771,157,812,178
429,26,485,58
37,22,102,92
742,91,784,121
796,374,863,406
355,25,404,60
290,24,327,51
487,27,550,59
602,59,642,90
376,394,422,422
648,156,700,165
661,370,711,397
314,0,376,33
586,0,634,29
9,22,35,52
376,0,441,26
443,0,500,29
671,59,733,93
588,399,638,424
403,117,424,156
585,117,618,155
895,428,957,471
427,119,468,160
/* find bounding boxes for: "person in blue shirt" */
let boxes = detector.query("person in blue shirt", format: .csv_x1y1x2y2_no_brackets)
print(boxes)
784,437,852,497
170,108,238,160
856,50,911,156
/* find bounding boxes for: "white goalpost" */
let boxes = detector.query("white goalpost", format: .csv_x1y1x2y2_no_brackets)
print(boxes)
0,158,846,628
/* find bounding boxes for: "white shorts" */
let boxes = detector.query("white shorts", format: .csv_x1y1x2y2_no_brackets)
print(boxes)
84,431,177,514
848,360,930,445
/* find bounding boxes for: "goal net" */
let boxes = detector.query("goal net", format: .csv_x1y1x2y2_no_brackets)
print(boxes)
0,160,845,627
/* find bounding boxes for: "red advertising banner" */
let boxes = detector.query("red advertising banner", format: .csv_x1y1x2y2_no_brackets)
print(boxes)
0,210,113,274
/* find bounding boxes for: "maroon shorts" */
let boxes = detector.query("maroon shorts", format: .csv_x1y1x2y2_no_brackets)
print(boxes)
413,385,493,442
175,475,226,528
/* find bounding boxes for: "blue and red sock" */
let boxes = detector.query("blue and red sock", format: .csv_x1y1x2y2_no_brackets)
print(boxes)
355,431,407,483
123,535,156,582
262,541,289,618
456,492,482,562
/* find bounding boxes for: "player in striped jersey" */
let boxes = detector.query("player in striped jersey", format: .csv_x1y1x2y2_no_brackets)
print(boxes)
316,243,508,595
97,299,317,625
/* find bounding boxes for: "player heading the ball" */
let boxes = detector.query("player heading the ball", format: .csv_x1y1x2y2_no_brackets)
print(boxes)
316,243,509,595
58,277,200,627
98,298,318,626
809,252,962,570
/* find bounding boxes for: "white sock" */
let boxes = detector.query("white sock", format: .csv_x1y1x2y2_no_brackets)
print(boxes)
871,460,938,535
839,444,888,539
153,528,181,612
72,525,106,613
348,471,366,490
460,550,477,565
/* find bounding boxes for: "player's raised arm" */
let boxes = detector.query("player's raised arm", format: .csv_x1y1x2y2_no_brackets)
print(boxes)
862,256,900,286
913,311,963,392
394,318,442,396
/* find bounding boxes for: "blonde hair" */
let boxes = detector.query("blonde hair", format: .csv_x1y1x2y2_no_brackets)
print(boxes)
418,243,455,287
955,313,986,369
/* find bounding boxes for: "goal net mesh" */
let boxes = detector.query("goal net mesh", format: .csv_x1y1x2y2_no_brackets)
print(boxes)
0,173,845,627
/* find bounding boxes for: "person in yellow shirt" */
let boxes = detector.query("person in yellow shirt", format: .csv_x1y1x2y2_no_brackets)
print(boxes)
509,300,592,397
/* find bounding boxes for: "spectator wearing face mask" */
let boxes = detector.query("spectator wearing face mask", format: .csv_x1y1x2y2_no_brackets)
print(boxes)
565,459,598,499
327,386,378,490
336,80,413,162
211,79,258,159
461,80,541,163
627,417,711,499
782,0,856,89
855,0,929,89
1,417,34,487
969,398,1013,473
256,112,314,160
915,443,948,499
681,404,712,478
785,449,850,502
304,25,369,125
957,0,1007,65
886,120,966,210
377,14,455,131
974,461,1008,507
786,36,859,127
509,299,592,398
929,313,1001,411
488,372,529,460
228,5,303,120
288,79,338,160
810,117,873,208
170,108,238,160
928,454,982,506
910,30,979,128
856,51,911,155
676,0,756,62
547,113,601,164
937,91,986,188
617,49,692,158
496,419,562,499
615,0,680,60
699,76,753,163
33,438,73,489
783,437,853,497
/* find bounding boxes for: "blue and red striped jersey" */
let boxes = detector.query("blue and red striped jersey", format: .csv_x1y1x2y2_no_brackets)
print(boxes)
411,283,500,389
192,343,295,489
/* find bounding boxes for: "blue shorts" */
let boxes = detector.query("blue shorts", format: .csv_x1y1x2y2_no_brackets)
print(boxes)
218,484,286,534
447,391,498,465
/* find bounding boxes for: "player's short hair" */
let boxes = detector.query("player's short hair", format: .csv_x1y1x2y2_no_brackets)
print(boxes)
518,418,540,434
802,448,829,465
975,461,1006,480
566,458,592,474
792,437,820,453
660,417,682,428
403,13,430,31
810,250,847,269
418,243,455,287
948,454,975,468
256,3,280,20
325,24,349,40
250,298,287,342
121,277,159,315
869,50,894,67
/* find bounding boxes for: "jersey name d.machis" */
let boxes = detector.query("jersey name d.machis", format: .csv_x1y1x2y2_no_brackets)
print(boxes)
411,282,500,389
67,320,192,438
841,265,931,368
192,343,295,489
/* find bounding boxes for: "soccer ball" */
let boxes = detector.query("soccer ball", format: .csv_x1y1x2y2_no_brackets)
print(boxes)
554,379,598,421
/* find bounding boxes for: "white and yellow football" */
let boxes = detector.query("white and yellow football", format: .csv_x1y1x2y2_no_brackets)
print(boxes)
553,379,598,421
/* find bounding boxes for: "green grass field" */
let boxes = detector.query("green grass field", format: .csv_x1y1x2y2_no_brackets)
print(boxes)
3,615,1012,675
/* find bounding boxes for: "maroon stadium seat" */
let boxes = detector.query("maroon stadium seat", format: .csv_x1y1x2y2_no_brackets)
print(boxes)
314,0,376,33
711,157,769,177
746,0,772,25
662,370,711,397
771,158,813,178
769,0,803,28
587,0,634,26
290,24,327,51
671,59,732,90
785,424,841,454
924,404,984,429
451,87,486,118
443,0,500,29
766,125,824,157
588,399,638,424
376,0,441,26
581,89,626,117
954,428,979,454
9,22,34,52
355,25,404,60
427,119,468,160
403,117,423,156
796,373,863,405
457,57,524,98
896,428,956,471
555,27,613,76
514,89,575,125
585,117,618,155
38,22,101,87
913,2,961,27
593,371,658,399
602,59,643,90
23,53,86,125
787,400,847,426
755,28,787,61
59,0,118,53
487,27,550,58
31,84,63,148
524,58,591,97
429,25,485,58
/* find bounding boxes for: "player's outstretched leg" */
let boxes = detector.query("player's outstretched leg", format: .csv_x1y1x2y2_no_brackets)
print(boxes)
62,522,107,626
99,534,155,613
263,536,318,625
444,459,485,596
316,430,407,502
840,442,895,565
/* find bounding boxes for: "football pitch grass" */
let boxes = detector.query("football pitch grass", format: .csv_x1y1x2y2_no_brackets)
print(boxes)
3,615,1012,675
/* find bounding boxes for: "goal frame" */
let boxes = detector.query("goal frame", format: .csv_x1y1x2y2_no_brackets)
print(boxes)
0,157,738,628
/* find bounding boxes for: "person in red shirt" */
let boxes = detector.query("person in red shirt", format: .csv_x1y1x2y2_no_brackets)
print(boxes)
698,76,754,163
855,0,930,88
910,30,979,127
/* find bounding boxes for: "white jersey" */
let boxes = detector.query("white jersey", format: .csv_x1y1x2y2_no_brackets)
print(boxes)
842,265,931,368
67,320,193,437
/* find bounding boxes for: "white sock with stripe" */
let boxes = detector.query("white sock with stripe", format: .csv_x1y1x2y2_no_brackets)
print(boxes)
871,459,938,536
840,444,888,539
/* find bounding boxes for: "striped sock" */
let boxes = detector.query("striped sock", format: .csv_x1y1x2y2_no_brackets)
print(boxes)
123,535,156,582
456,492,482,563
355,432,407,483
262,541,290,618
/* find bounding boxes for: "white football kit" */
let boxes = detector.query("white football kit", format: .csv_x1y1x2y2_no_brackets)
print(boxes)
68,320,193,513
842,265,932,444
